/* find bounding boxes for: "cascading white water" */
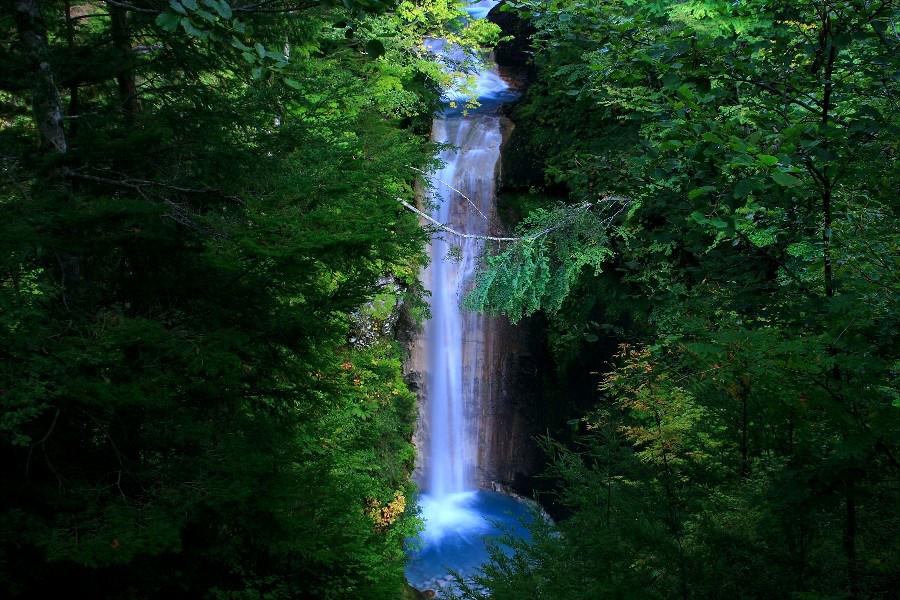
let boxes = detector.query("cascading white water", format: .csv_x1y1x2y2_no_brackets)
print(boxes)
417,0,513,505
424,115,505,498
405,8,539,595
406,4,535,594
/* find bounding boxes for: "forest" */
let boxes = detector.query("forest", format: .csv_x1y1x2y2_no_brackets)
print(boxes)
1,1,898,599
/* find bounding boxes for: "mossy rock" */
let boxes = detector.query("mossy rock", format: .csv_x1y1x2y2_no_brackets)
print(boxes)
402,582,429,599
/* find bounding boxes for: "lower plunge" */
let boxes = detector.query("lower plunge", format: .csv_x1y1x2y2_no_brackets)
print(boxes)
405,490,534,594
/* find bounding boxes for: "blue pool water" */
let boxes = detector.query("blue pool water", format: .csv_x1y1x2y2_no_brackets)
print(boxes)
405,490,534,595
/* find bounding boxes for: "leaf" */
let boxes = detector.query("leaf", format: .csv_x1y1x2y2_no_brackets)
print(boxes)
180,17,207,39
729,154,756,168
677,84,694,101
195,8,217,22
688,186,716,199
771,171,801,187
265,50,288,63
756,154,778,167
733,177,761,198
690,211,708,224
366,39,385,58
169,0,187,14
181,0,198,9
284,78,302,90
155,12,181,32
231,36,250,51
204,0,232,18
662,72,680,89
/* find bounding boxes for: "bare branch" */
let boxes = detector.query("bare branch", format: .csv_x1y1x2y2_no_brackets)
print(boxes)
397,198,521,241
103,0,157,14
397,194,630,243
410,165,488,222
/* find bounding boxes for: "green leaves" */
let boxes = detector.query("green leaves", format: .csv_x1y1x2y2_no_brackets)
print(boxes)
690,210,730,231
688,185,716,199
156,0,256,62
365,39,386,58
179,16,207,39
756,154,778,167
155,12,181,32
771,170,801,187
467,203,614,322
203,0,232,19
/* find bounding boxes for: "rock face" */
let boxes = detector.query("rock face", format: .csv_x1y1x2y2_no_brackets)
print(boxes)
488,1,536,73
488,2,543,193
475,313,542,489
405,106,541,496
407,310,541,492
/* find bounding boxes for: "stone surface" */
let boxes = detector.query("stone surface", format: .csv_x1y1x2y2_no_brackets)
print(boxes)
487,1,536,73
405,92,542,496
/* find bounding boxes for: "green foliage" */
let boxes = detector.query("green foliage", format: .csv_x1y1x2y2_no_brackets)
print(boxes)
466,1,900,598
466,202,614,322
0,0,490,596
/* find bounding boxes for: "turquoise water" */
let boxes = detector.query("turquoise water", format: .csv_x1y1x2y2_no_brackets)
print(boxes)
405,490,534,595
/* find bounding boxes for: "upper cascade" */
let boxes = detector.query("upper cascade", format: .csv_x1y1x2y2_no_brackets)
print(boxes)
464,0,501,20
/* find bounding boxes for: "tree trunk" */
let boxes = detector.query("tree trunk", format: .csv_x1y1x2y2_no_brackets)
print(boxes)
107,2,138,121
13,0,67,153
817,9,858,597
820,8,837,300
740,389,749,476
844,477,858,599
64,0,80,139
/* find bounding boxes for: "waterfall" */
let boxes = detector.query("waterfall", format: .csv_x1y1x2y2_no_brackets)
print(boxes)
411,0,520,537
405,4,537,593
419,7,512,498
423,114,505,497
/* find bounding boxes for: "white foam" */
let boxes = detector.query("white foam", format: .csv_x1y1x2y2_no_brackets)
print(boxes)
418,492,490,545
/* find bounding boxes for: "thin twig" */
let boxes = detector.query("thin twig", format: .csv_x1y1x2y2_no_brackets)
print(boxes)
25,408,61,479
398,199,520,241
64,169,245,204
410,165,488,222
